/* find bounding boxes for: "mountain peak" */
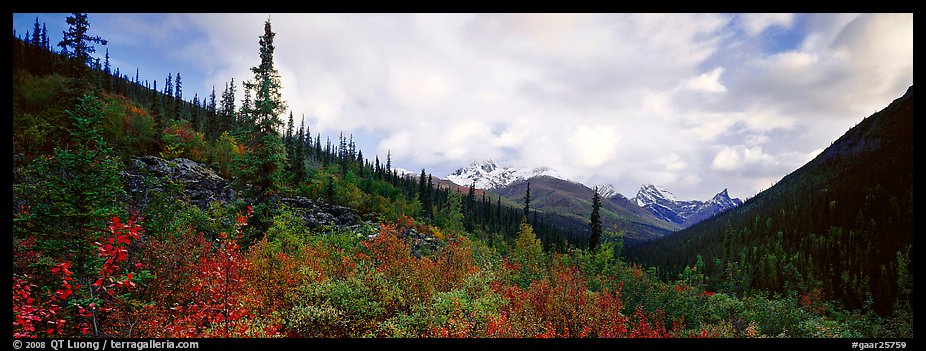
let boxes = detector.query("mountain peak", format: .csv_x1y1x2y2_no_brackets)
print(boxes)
710,188,742,208
632,184,741,228
596,184,619,199
636,184,679,205
446,160,562,189
468,159,498,173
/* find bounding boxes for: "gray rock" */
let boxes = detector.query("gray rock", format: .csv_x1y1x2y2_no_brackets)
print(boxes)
123,156,236,210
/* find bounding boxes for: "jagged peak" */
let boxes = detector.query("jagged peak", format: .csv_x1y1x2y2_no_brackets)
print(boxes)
637,184,679,202
446,160,562,189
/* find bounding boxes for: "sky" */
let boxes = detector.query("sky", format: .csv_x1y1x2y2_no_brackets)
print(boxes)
12,13,913,201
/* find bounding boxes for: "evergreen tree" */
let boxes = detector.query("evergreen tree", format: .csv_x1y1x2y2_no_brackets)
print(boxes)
589,186,602,251
426,174,434,219
285,111,294,150
293,117,306,183
238,18,287,202
103,48,111,90
31,17,41,47
15,95,125,278
418,169,428,203
523,181,531,221
465,181,477,231
207,86,217,136
496,195,502,233
164,73,173,100
191,93,200,124
219,79,236,135
239,82,252,129
58,13,107,69
386,150,392,173
40,23,48,49
57,13,107,95
175,72,182,101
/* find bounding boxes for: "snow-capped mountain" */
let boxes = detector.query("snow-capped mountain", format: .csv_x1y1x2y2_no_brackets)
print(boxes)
595,184,620,199
632,184,742,228
446,159,562,189
391,167,416,177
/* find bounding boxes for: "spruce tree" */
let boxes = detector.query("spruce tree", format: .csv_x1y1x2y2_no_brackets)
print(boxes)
58,13,107,96
238,18,287,202
58,13,107,70
293,119,306,183
15,95,125,278
31,17,41,46
418,169,428,203
285,111,294,149
523,181,531,221
207,86,217,136
426,174,434,219
175,72,182,101
589,186,602,251
219,79,236,135
386,150,392,173
41,23,48,50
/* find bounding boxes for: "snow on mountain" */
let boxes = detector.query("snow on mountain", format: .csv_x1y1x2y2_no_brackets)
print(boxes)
391,167,416,177
446,159,562,189
634,184,679,206
708,189,742,208
595,184,620,199
632,184,742,228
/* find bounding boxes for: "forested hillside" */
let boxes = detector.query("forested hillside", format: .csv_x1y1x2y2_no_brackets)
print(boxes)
629,86,913,319
11,14,912,340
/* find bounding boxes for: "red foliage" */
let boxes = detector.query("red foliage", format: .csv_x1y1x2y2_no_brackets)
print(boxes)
93,217,141,290
136,208,277,337
12,261,81,338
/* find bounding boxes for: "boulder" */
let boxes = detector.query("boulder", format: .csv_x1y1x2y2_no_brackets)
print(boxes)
123,156,235,209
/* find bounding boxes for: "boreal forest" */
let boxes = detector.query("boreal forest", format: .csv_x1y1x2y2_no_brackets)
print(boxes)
12,14,912,339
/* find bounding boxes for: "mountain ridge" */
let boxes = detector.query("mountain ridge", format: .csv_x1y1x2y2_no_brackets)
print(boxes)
446,159,562,190
632,184,742,228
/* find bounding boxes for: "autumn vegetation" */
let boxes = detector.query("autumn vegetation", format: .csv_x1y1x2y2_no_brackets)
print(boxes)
12,14,912,339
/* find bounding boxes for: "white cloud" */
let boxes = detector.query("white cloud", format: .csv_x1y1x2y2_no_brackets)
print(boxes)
23,12,908,201
683,67,728,93
570,125,620,168
740,13,795,36
711,148,742,172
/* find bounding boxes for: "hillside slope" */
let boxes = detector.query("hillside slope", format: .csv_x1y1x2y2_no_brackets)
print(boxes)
491,176,679,244
628,86,913,314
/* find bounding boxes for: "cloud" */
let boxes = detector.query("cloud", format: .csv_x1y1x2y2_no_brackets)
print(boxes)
570,125,620,168
710,146,781,176
683,67,728,93
16,13,909,201
739,13,795,36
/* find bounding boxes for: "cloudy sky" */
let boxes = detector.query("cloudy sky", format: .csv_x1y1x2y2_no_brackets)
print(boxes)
13,13,913,200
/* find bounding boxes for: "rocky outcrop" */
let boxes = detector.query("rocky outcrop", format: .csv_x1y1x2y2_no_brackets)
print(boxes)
277,197,360,229
123,156,236,209
121,155,441,255
122,156,368,230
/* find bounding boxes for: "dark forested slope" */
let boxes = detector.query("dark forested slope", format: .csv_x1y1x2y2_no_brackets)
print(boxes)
628,86,913,315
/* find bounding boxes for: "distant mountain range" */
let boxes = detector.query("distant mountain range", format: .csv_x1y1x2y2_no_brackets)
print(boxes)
445,161,742,237
632,184,742,227
444,161,745,243
489,176,678,244
446,160,562,190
